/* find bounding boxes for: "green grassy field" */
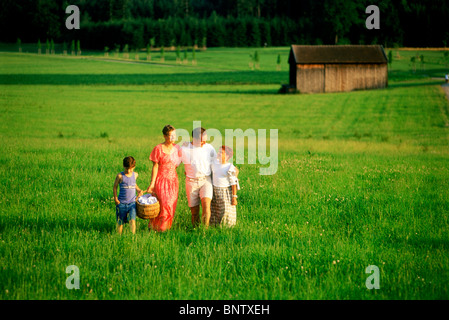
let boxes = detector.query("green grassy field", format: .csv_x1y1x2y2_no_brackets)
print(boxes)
1,47,449,300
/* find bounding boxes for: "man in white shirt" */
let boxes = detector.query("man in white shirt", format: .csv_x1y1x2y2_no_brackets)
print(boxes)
181,127,217,227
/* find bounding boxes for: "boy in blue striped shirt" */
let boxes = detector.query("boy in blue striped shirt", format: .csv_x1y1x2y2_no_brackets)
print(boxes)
113,156,144,234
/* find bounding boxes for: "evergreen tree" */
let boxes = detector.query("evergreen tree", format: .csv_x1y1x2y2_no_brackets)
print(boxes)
247,18,261,47
260,20,271,47
131,23,144,50
234,18,247,47
207,12,226,47
254,50,260,69
270,17,282,46
198,20,207,48
183,48,188,64
323,0,361,44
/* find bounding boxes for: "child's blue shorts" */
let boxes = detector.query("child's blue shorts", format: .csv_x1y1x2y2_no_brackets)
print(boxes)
116,202,136,225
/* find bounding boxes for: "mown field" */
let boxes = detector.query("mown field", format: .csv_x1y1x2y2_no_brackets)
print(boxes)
0,46,448,300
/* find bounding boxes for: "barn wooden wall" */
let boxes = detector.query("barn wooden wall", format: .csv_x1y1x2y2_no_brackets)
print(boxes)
325,64,387,92
295,63,388,93
297,64,325,93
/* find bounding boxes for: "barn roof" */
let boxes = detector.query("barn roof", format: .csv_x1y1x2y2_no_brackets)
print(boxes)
289,45,388,64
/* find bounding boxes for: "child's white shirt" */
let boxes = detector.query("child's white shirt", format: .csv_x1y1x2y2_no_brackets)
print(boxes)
211,159,237,188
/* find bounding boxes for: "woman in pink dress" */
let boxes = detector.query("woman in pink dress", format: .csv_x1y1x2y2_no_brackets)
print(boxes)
146,125,181,232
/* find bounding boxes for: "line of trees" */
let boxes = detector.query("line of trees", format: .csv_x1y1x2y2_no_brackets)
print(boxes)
1,0,448,49
75,15,308,51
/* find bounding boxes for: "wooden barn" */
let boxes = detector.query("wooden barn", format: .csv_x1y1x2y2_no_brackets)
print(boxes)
288,45,388,94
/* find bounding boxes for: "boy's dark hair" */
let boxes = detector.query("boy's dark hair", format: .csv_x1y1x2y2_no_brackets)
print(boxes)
163,124,175,136
123,156,136,168
192,127,206,140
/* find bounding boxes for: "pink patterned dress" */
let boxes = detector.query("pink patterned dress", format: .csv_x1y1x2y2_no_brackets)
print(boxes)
148,144,182,232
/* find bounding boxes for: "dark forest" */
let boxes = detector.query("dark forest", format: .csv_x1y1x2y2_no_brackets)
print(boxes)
1,0,448,49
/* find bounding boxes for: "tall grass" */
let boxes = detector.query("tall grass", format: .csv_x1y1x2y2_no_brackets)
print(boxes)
0,50,448,299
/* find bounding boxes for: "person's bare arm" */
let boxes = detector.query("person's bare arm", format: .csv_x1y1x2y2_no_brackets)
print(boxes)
146,162,159,194
231,184,237,206
113,173,122,205
231,166,239,205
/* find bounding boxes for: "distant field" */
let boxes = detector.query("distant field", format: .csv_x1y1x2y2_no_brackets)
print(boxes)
0,47,448,300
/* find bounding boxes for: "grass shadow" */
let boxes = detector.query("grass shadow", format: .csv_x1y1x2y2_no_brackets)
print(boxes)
388,80,445,89
0,71,287,86
0,214,114,234
162,88,280,95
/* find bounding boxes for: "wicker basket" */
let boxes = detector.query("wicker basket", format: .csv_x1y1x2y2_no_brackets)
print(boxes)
136,195,160,219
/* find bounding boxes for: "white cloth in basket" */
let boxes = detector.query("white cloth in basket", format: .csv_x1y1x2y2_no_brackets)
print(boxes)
138,194,158,205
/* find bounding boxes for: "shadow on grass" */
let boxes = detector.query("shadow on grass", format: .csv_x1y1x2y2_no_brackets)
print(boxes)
0,71,287,86
388,68,449,81
0,213,242,239
161,88,280,95
400,236,449,250
388,80,445,89
0,214,113,234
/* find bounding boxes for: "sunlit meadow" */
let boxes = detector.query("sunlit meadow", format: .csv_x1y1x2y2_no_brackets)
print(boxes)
0,47,448,299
